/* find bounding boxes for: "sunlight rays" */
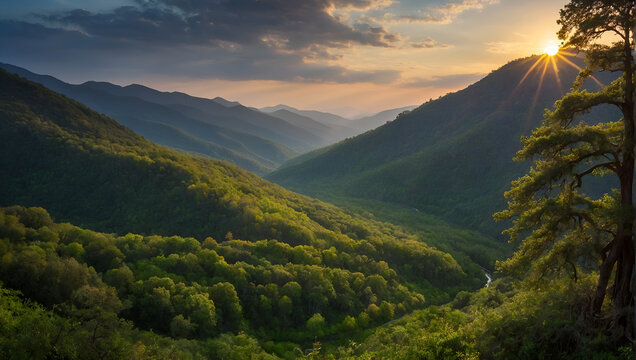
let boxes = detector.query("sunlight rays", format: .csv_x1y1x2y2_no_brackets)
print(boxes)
549,56,563,95
495,49,604,118
544,45,559,56
555,52,604,88
493,54,547,113
525,57,550,132
516,55,546,89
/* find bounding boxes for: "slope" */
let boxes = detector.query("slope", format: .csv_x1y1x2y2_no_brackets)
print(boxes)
0,63,299,174
260,106,359,143
211,96,241,107
349,105,418,132
260,104,352,127
79,79,329,152
0,68,499,310
266,108,362,144
268,54,620,236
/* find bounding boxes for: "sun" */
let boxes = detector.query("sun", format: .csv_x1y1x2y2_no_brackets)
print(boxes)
544,45,559,56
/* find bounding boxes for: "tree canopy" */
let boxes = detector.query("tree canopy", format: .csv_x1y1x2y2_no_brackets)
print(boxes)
496,0,634,335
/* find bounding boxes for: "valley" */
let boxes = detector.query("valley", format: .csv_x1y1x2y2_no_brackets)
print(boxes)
0,0,633,357
0,69,492,357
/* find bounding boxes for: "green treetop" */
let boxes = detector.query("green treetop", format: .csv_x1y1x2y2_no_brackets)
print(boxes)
495,0,634,336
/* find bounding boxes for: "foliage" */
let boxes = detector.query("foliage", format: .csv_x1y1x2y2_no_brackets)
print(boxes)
0,68,480,305
0,283,280,360
0,63,306,175
309,195,511,275
0,205,441,357
329,277,630,360
267,54,618,238
495,0,635,331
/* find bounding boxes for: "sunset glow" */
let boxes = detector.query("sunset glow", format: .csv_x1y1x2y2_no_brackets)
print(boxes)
544,45,559,56
0,0,570,115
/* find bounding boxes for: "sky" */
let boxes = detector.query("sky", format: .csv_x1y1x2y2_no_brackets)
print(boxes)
0,0,568,117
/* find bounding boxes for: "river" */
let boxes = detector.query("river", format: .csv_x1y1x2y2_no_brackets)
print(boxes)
481,266,492,287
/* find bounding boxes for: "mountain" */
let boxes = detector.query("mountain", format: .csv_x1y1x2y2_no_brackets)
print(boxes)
0,68,511,355
260,104,351,127
211,96,241,107
0,68,501,311
76,79,331,153
268,54,621,236
267,108,364,144
0,63,364,174
269,109,333,134
0,63,297,175
260,104,360,143
350,105,418,132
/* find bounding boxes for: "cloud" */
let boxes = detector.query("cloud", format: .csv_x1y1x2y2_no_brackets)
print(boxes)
0,1,411,84
486,41,529,54
436,0,499,18
395,14,447,24
0,19,400,84
370,0,499,24
332,0,394,11
39,0,399,50
410,37,449,49
401,73,485,88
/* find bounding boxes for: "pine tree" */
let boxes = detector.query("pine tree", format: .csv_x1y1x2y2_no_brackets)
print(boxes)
495,0,634,334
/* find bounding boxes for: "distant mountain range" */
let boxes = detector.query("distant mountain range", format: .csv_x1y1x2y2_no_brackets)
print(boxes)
0,63,305,174
260,104,352,127
268,54,620,236
1,63,416,175
349,105,418,132
260,103,419,133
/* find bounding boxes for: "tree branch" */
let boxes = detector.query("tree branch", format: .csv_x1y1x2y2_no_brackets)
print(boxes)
573,161,619,188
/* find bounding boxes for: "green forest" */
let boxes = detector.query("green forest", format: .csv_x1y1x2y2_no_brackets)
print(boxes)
0,0,635,358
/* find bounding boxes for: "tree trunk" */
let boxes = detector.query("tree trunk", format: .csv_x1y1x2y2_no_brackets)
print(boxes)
592,26,634,337
612,223,634,336
617,24,635,339
593,241,620,314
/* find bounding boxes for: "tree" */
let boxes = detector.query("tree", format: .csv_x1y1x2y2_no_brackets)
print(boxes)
210,282,243,332
183,293,216,338
170,315,194,338
495,0,634,334
306,313,325,336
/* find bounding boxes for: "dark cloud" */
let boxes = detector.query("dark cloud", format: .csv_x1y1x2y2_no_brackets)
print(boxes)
0,0,405,83
41,0,398,50
0,19,400,84
402,73,485,88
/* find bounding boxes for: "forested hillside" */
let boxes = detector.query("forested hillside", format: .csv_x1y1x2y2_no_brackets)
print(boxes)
328,276,627,359
0,205,432,358
260,104,352,128
1,0,633,358
349,105,418,132
77,79,337,152
268,54,620,236
0,63,317,174
0,69,506,357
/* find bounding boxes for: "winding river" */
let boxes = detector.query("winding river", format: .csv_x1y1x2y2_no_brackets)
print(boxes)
481,267,492,288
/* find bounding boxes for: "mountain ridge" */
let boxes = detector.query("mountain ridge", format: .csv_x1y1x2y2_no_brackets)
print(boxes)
0,67,493,303
75,78,347,152
267,54,620,236
0,63,298,174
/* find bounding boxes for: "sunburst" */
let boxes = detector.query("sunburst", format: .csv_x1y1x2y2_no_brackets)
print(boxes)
544,45,559,56
494,48,604,128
